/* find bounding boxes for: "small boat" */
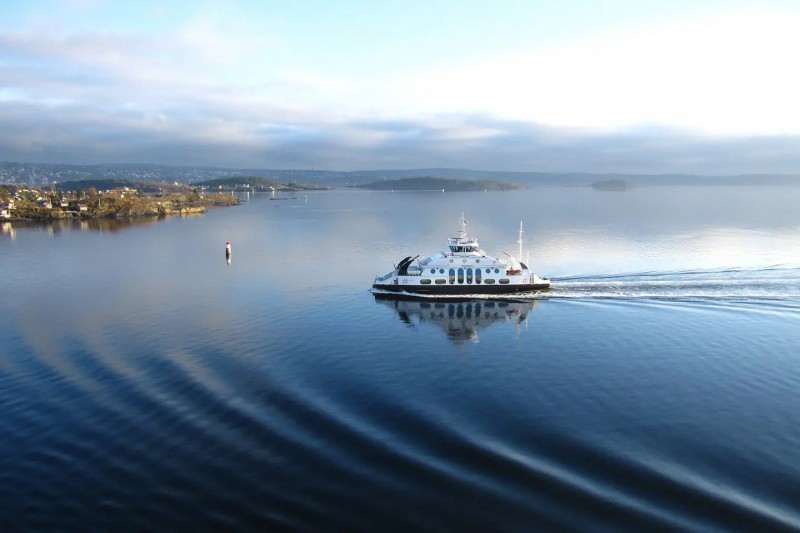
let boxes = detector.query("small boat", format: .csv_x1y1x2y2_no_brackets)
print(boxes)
372,215,550,295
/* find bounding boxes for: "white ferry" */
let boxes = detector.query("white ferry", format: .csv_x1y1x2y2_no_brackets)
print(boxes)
372,215,550,295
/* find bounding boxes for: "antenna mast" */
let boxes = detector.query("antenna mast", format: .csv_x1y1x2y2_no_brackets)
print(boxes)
517,221,525,262
460,212,467,239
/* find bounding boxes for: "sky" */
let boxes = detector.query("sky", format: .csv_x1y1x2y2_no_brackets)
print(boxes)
2,0,800,173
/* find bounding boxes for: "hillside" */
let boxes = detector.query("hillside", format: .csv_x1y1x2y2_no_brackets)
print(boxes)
5,162,800,188
55,179,182,193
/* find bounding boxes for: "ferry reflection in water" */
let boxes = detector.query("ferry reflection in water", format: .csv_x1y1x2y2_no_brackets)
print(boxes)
374,294,538,343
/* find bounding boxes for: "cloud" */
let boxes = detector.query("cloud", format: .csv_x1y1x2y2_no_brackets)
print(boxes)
1,4,800,172
2,95,800,174
385,7,800,135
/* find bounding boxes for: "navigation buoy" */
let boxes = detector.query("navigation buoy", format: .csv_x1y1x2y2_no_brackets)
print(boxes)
225,241,231,258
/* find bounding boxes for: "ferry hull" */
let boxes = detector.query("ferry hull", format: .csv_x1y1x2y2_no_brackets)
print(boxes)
372,282,550,295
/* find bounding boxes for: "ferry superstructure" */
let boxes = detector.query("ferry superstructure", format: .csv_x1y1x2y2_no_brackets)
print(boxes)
372,215,550,295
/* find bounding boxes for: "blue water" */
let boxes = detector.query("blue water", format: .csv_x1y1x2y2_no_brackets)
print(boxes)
2,187,800,529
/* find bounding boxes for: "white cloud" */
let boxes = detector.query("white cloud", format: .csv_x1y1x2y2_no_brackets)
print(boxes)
383,8,800,135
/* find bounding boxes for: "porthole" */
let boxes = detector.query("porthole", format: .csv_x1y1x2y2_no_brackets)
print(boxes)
439,269,445,274
476,259,480,263
486,268,490,273
430,269,436,274
494,268,500,273
462,259,467,263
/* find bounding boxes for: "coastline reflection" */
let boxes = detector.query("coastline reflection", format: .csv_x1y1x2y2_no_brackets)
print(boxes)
374,295,539,344
2,217,162,234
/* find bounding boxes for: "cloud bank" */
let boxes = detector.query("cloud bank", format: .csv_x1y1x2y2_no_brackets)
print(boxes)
1,3,800,173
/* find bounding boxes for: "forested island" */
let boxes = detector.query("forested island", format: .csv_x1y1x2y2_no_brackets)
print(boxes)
351,176,526,191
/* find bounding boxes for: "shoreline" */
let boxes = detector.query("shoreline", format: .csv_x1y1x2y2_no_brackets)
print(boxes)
2,192,240,222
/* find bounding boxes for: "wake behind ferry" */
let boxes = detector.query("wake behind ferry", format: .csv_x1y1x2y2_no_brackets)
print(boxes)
372,215,550,295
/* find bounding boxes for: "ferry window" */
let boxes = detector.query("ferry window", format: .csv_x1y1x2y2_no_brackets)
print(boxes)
420,278,432,284
439,269,445,274
466,268,473,284
476,269,482,284
494,268,500,273
476,259,480,263
449,268,455,284
435,279,446,284
457,268,464,284
484,279,495,284
499,278,510,284
486,268,490,273
430,269,436,274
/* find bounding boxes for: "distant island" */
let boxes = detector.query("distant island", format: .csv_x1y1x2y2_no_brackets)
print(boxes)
590,179,636,191
51,176,329,194
351,176,526,191
190,176,330,191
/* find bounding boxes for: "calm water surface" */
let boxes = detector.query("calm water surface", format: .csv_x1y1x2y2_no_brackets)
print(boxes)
2,187,800,530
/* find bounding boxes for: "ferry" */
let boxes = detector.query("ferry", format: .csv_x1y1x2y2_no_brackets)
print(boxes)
372,215,550,295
